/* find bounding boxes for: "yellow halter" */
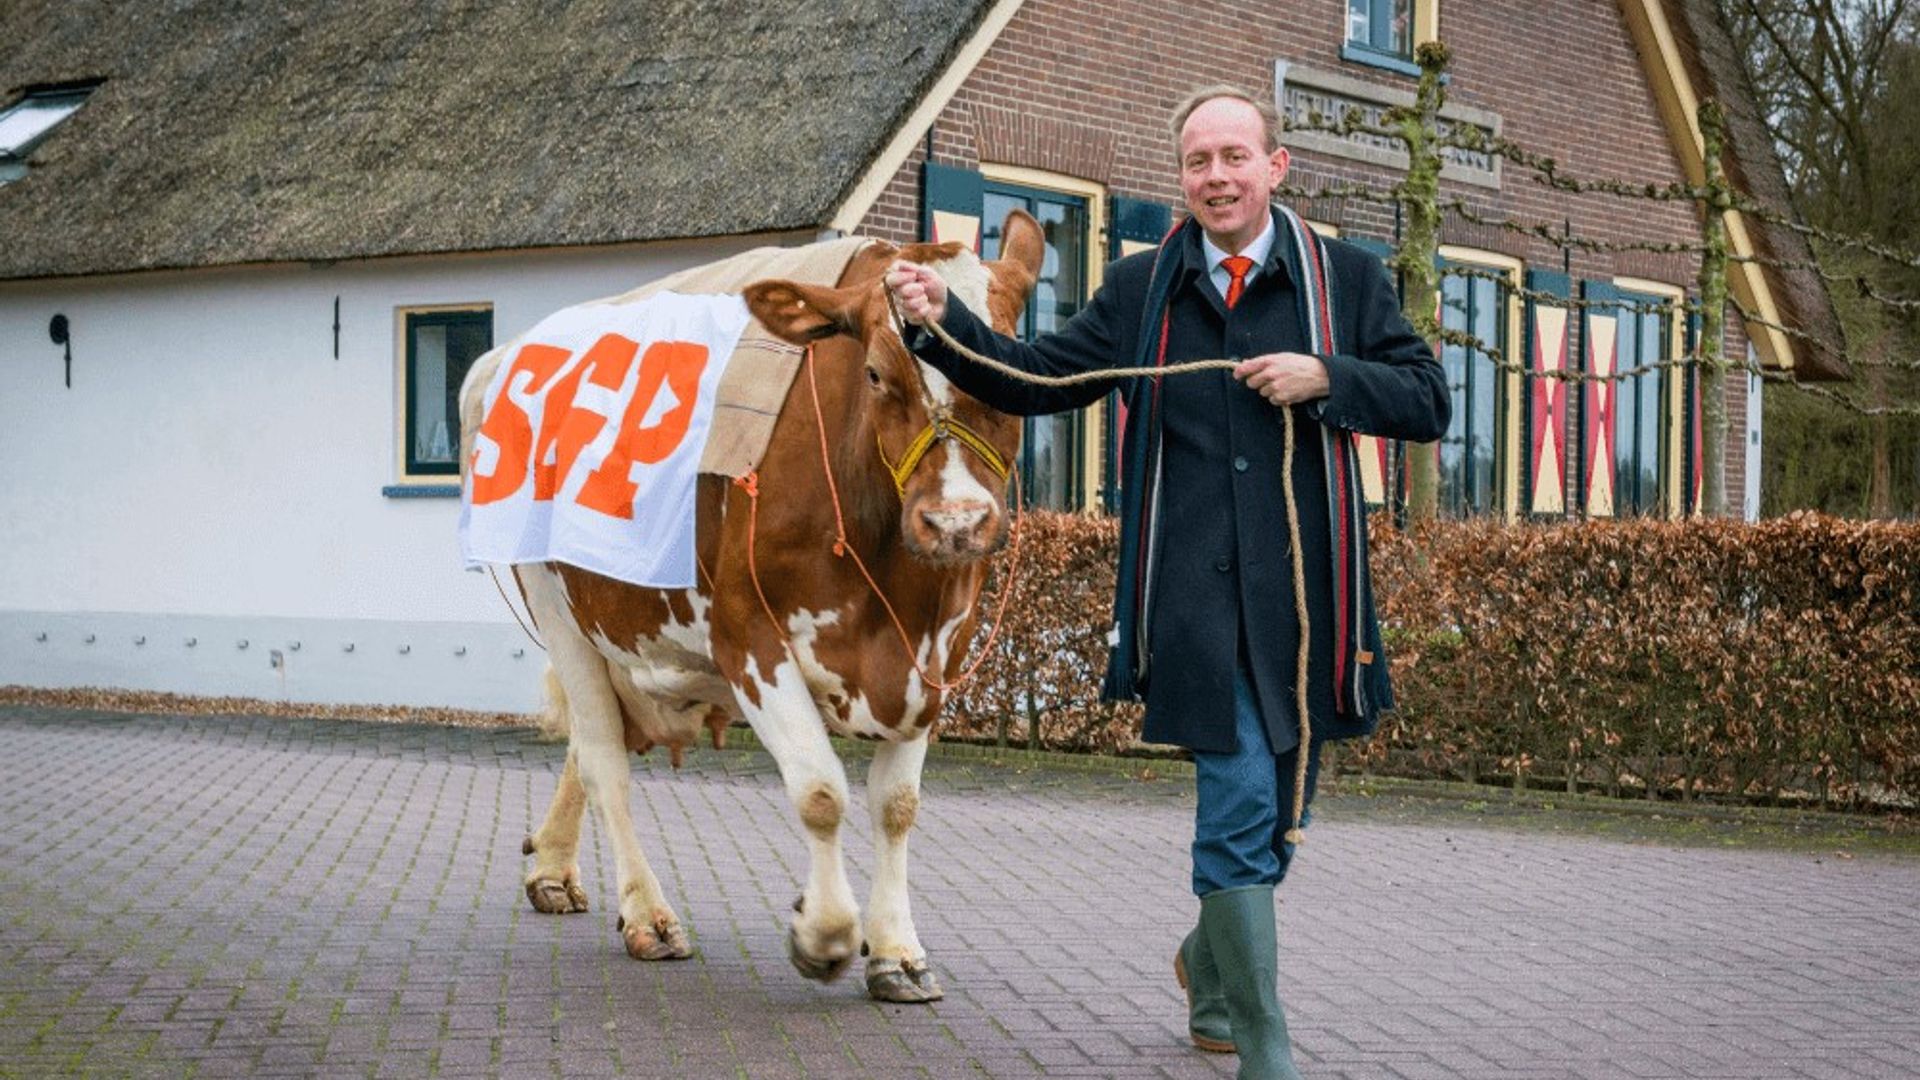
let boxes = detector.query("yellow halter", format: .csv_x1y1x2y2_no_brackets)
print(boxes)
875,282,1013,500
876,410,1011,500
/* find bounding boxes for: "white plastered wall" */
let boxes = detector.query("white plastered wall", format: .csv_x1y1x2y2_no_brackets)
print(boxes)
0,233,800,710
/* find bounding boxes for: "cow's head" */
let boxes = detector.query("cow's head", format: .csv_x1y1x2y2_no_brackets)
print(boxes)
745,210,1044,565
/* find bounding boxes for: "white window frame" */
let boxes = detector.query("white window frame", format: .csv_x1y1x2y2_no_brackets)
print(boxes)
1438,245,1524,519
1612,276,1688,518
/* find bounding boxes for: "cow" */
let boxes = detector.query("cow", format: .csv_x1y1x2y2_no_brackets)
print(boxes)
458,210,1044,1003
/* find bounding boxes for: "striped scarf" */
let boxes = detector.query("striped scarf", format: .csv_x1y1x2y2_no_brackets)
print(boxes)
1101,205,1373,722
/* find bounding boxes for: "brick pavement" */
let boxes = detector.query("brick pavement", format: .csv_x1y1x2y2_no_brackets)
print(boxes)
0,706,1914,1079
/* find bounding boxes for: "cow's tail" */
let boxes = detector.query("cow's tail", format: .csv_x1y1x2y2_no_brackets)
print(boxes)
456,343,510,484
535,663,571,741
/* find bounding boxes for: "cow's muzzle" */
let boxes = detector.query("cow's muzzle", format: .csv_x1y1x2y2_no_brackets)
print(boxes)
905,497,1006,565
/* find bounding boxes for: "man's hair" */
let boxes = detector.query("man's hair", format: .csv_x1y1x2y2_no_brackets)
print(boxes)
1169,85,1283,155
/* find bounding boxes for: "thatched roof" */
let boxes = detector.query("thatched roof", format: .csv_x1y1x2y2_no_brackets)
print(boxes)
1663,0,1849,380
0,0,995,281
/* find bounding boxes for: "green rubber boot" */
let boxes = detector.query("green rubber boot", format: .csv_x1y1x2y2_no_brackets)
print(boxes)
1175,923,1235,1053
1201,884,1303,1080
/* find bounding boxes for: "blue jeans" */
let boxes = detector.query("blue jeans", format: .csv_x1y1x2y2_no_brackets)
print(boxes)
1191,671,1322,896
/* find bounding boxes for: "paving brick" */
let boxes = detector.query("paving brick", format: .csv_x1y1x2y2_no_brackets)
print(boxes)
2,707,1916,1079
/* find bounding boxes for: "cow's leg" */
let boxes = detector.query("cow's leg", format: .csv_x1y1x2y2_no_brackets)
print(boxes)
863,735,942,1003
522,570,692,961
522,746,590,913
733,661,861,983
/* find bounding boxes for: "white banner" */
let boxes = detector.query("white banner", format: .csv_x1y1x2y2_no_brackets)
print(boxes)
460,291,751,588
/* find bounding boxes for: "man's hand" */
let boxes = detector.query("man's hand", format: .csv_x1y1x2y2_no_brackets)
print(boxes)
1234,352,1330,407
884,262,949,327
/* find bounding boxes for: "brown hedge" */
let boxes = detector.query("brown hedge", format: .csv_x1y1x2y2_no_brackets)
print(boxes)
948,510,1920,809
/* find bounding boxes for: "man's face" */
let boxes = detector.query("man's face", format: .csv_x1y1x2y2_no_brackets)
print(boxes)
1178,96,1290,254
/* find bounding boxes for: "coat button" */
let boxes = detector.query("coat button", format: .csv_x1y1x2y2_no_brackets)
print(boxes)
1215,556,1231,572
1233,456,1249,473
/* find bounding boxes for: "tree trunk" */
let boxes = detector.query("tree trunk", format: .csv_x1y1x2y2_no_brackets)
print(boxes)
1398,43,1449,522
1696,100,1731,518
1869,358,1893,519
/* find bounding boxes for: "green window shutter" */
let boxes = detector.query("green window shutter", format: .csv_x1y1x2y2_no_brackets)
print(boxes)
1344,232,1405,507
921,162,984,250
1109,196,1171,260
1101,197,1170,512
1346,236,1396,289
1685,309,1703,516
1348,236,1401,511
1523,270,1574,517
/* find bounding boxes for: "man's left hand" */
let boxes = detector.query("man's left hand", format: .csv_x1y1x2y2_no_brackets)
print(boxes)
1233,352,1329,406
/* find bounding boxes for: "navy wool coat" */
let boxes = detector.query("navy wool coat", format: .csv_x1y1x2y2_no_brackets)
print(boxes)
911,210,1448,755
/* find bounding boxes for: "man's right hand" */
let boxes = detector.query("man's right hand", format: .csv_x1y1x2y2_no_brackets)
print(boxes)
885,262,949,327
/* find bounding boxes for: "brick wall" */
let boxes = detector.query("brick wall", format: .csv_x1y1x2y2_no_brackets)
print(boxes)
858,0,1758,511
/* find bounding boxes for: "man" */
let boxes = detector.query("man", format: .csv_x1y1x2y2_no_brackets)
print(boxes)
887,87,1447,1079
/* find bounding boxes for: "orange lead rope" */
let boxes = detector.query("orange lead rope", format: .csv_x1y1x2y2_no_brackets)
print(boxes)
734,345,1022,695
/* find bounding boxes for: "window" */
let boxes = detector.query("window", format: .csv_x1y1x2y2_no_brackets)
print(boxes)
399,307,493,482
1348,0,1414,58
1610,283,1685,516
1437,250,1521,517
0,84,96,182
1343,1,1438,74
981,175,1097,511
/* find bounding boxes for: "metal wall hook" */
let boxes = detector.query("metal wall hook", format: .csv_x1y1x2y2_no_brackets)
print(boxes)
49,314,72,388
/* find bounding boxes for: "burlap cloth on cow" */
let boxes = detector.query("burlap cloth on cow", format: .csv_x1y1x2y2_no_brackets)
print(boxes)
578,235,874,478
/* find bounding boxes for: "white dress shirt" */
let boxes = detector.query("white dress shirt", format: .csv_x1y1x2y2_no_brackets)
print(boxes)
1201,214,1277,305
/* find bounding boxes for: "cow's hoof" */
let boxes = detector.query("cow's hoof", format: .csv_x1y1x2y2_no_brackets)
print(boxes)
617,914,694,961
525,877,589,914
787,926,855,983
866,957,944,1003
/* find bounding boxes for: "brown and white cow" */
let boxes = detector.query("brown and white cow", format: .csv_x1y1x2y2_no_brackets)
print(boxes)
465,211,1043,1003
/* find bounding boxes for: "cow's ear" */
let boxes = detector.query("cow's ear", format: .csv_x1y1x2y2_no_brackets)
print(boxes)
984,209,1043,331
744,280,865,344
895,239,967,265
995,209,1045,280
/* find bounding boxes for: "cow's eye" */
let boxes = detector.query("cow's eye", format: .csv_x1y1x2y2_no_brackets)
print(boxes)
866,364,883,388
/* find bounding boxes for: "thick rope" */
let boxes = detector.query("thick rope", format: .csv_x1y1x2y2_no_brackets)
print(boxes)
919,314,1238,384
907,288,1315,843
1280,412,1312,845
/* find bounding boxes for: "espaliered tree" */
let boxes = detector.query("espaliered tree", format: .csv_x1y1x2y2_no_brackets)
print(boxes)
1696,100,1733,517
1394,40,1449,522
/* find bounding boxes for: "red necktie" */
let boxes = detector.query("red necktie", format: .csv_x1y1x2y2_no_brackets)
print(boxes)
1222,255,1254,309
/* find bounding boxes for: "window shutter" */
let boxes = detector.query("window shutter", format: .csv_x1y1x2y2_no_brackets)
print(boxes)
1578,280,1620,518
1100,197,1172,512
921,162,983,250
1346,235,1399,508
1346,236,1396,285
1523,270,1573,517
1109,196,1171,260
1685,309,1703,516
